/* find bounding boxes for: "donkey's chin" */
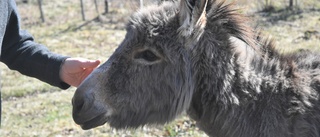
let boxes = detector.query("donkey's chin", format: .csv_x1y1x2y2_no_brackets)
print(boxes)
78,113,110,130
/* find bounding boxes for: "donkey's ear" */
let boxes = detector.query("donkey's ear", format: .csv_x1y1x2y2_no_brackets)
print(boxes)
178,0,209,38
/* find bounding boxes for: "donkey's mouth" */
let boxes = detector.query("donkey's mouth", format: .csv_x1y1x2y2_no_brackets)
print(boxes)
78,113,109,130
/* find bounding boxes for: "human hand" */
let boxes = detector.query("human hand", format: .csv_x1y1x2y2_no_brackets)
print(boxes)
60,58,100,87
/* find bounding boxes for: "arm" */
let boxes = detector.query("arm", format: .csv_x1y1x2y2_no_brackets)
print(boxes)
0,0,100,88
1,0,69,89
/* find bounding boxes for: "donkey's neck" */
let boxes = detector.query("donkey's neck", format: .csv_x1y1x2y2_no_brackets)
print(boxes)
187,33,297,136
184,1,308,136
188,33,245,120
189,35,291,109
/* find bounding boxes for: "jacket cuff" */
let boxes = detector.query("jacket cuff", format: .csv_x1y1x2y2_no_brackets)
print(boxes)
45,54,70,89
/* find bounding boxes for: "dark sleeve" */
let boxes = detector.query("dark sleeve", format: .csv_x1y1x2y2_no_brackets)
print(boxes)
0,0,70,89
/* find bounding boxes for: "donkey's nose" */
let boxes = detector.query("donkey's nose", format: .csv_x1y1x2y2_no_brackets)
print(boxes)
72,88,94,124
72,91,92,112
72,93,85,112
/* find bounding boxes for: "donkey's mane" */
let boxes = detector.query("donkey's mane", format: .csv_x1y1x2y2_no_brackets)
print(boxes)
129,0,276,55
207,1,256,47
206,0,299,72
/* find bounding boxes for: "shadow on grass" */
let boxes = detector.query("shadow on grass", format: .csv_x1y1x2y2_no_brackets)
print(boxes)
53,13,127,37
257,6,320,24
58,16,101,33
258,7,304,23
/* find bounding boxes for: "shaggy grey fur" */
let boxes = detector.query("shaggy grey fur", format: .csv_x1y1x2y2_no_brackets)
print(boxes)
72,0,320,136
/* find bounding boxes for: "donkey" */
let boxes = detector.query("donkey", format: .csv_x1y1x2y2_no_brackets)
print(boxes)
72,0,320,136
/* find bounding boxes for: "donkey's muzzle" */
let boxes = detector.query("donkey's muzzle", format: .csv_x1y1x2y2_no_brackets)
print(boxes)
72,87,109,130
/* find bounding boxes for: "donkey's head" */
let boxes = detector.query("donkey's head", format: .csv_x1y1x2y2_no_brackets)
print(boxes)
72,0,220,130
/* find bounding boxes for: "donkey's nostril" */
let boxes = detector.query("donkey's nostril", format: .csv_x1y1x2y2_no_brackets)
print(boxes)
72,88,110,127
72,96,85,112
72,88,94,114
72,88,96,124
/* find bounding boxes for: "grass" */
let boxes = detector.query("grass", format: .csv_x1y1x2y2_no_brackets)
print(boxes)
3,89,205,136
254,9,320,53
0,0,319,136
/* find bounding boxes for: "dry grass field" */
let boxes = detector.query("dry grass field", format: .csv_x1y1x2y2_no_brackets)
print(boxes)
0,0,319,136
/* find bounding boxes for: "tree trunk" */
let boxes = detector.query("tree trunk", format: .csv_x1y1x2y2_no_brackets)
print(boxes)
80,0,86,21
94,0,100,15
37,0,45,22
289,0,293,8
265,0,269,6
22,0,28,4
104,0,109,14
140,0,143,9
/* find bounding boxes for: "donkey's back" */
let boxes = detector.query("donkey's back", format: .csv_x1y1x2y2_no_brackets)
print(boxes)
287,51,320,136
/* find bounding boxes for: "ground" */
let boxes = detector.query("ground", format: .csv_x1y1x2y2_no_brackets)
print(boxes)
0,0,319,136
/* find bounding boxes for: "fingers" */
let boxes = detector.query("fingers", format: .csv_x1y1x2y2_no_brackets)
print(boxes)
66,58,101,69
80,59,101,68
61,58,101,87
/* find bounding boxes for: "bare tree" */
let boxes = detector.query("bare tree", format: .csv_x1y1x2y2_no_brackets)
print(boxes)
289,0,293,7
265,0,271,7
80,0,86,21
37,0,45,22
259,0,275,12
140,0,144,9
94,0,100,15
289,0,298,9
104,0,109,14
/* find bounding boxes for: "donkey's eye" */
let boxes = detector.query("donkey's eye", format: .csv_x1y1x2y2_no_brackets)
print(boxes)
134,50,160,62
